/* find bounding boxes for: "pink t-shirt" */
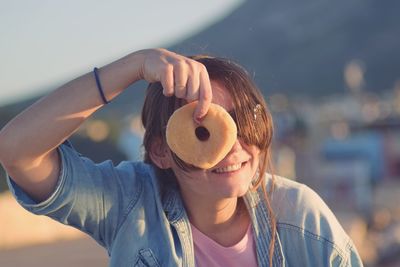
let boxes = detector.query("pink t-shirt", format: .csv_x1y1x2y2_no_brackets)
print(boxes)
191,224,258,267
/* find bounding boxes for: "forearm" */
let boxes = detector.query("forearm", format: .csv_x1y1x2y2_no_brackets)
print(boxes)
0,47,212,202
0,50,144,166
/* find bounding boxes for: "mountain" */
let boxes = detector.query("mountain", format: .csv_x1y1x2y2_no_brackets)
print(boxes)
2,0,400,115
172,0,400,97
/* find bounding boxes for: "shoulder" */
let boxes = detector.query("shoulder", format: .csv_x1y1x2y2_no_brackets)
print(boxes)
113,160,154,182
60,140,160,206
112,160,160,197
266,175,358,264
267,175,345,237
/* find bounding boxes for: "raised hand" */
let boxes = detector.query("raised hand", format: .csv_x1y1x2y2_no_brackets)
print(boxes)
138,48,213,121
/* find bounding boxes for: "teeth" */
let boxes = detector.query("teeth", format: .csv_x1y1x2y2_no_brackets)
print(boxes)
214,163,242,173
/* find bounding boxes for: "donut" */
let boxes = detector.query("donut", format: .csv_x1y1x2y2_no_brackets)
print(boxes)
166,101,237,169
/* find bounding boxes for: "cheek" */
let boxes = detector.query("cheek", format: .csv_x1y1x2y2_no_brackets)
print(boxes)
171,164,207,182
247,145,261,160
249,149,261,171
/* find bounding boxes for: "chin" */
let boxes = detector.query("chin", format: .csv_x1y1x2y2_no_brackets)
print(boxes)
209,168,255,198
215,180,252,198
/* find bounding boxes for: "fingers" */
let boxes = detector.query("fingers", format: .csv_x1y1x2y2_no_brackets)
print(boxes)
185,74,200,101
194,68,212,122
160,64,174,96
143,49,212,120
173,62,189,99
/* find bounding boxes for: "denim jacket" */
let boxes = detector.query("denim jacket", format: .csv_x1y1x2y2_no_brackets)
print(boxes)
7,142,363,266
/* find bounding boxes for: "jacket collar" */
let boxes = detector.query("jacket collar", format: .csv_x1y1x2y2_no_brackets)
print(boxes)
156,167,285,267
245,187,285,267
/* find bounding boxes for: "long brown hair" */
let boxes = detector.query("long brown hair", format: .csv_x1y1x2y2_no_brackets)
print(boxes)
141,55,277,265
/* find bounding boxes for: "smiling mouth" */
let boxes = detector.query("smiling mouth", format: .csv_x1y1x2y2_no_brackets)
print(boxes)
212,162,246,173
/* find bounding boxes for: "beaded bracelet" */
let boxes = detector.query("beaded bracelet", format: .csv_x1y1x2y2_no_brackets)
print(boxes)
93,67,109,105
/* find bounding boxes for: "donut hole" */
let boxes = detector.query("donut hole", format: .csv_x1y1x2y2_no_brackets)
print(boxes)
195,126,210,141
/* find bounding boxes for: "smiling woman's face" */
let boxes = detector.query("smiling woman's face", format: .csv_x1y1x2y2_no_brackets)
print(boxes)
167,81,261,199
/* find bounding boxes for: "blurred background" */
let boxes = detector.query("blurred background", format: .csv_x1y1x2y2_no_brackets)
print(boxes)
1,0,400,266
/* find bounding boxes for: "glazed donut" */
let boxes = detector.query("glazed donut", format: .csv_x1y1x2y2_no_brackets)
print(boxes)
166,101,237,169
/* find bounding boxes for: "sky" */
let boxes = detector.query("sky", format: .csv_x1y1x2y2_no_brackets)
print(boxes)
0,0,244,106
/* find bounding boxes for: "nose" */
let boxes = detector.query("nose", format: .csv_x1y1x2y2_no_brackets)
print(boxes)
214,138,248,167
226,139,243,155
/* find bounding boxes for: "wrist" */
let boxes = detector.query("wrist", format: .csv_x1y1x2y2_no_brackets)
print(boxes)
123,49,148,82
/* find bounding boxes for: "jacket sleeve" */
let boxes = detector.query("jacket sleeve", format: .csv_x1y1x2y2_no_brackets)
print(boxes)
270,176,364,267
7,140,144,252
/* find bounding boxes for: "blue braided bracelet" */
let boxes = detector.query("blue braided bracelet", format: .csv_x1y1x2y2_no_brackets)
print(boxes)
93,67,109,104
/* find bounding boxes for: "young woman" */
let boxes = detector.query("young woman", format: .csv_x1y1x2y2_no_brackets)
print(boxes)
0,48,363,266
